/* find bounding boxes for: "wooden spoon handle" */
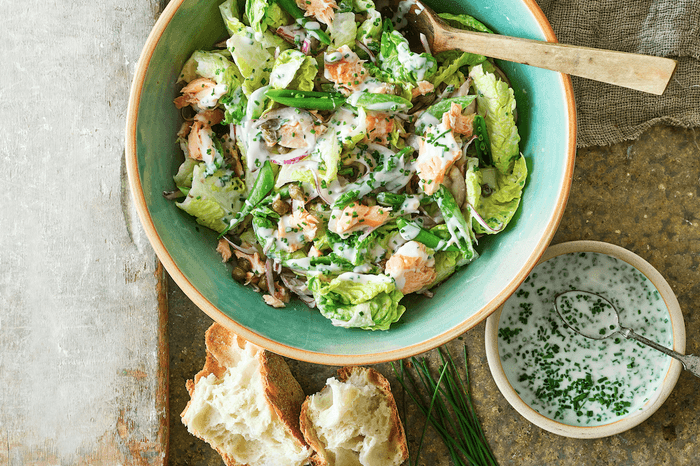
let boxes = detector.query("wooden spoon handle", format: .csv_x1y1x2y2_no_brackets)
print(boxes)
437,29,677,95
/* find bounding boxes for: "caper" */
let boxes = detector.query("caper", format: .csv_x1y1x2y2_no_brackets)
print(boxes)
273,199,291,216
258,275,268,292
238,258,252,272
288,184,305,202
231,267,247,282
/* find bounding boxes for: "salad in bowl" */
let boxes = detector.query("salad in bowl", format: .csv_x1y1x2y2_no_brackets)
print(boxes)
168,0,527,331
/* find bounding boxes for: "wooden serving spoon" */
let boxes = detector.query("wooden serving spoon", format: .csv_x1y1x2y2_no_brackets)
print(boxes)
393,0,677,95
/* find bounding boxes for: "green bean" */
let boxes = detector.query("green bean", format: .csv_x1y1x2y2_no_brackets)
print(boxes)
396,218,459,252
276,0,332,45
473,114,492,166
265,89,346,110
433,185,478,260
377,192,427,210
220,161,275,236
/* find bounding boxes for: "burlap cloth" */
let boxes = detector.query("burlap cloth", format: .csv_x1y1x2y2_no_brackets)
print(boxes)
535,0,700,147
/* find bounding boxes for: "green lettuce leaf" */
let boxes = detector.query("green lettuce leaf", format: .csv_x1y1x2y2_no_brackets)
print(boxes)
431,50,484,88
270,50,318,91
221,86,248,125
178,50,240,85
379,25,437,85
438,13,494,33
329,12,358,49
226,28,275,95
308,273,405,330
432,250,461,287
353,0,375,12
173,158,199,188
176,165,246,233
219,0,247,35
470,64,520,174
473,154,527,233
356,9,381,54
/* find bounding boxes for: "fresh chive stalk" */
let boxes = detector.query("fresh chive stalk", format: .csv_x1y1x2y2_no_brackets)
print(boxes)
391,345,498,466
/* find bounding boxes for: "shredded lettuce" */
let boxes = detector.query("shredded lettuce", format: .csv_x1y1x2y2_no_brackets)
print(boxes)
176,165,246,233
308,273,405,330
470,64,520,174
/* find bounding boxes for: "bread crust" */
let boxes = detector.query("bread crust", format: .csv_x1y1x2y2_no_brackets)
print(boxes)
300,366,409,466
181,323,309,466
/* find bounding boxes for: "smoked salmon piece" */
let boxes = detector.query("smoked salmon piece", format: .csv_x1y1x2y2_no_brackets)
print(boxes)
331,202,391,235
441,103,475,137
385,241,436,294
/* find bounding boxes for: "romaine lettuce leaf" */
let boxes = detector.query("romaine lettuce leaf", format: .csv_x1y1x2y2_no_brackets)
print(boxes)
329,12,358,49
379,25,437,84
226,28,275,95
431,50,484,88
176,165,246,233
473,154,527,233
270,50,318,92
173,158,199,188
353,0,374,12
438,13,494,33
178,50,240,85
356,8,381,54
219,0,247,35
470,64,520,174
308,273,405,330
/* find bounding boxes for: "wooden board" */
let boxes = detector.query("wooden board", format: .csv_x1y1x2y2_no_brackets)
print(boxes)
0,0,168,463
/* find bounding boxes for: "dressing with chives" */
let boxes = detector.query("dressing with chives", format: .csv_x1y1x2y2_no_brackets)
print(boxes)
498,252,673,426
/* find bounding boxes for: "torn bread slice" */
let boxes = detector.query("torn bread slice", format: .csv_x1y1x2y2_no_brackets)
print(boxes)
300,366,409,466
181,323,312,466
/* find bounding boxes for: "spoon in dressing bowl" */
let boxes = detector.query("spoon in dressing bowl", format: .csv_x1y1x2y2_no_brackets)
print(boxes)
390,0,677,95
554,290,700,378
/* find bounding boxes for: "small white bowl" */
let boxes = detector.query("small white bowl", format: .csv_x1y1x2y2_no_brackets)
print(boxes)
485,240,685,438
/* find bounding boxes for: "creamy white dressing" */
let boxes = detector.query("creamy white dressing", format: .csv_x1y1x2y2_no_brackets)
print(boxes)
337,272,392,285
498,252,673,426
396,39,430,81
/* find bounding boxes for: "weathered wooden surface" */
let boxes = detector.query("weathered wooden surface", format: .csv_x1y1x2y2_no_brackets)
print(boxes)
168,125,700,465
0,1,168,464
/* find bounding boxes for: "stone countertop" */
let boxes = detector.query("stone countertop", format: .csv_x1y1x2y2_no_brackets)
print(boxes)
168,124,700,465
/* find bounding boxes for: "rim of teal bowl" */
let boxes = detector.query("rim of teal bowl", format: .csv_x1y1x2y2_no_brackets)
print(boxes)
125,0,577,365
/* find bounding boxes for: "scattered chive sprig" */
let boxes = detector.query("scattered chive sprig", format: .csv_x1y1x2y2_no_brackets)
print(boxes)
391,345,498,466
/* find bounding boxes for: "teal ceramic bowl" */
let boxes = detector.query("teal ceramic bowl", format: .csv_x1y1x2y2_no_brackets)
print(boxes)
126,0,576,364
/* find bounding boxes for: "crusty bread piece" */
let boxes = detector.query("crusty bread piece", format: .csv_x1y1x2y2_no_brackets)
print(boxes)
300,366,409,466
181,323,311,466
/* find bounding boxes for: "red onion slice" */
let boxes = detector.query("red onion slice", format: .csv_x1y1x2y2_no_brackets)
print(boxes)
311,170,334,205
222,236,257,255
355,40,376,64
270,150,310,165
301,37,312,55
465,202,504,233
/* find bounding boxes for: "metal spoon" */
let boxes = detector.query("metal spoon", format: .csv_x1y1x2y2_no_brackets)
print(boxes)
554,290,699,378
392,0,677,95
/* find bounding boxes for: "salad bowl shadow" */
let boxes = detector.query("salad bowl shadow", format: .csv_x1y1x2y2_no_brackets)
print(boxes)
125,0,576,364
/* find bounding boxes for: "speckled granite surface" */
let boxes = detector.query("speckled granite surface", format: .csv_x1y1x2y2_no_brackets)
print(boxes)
167,125,699,465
